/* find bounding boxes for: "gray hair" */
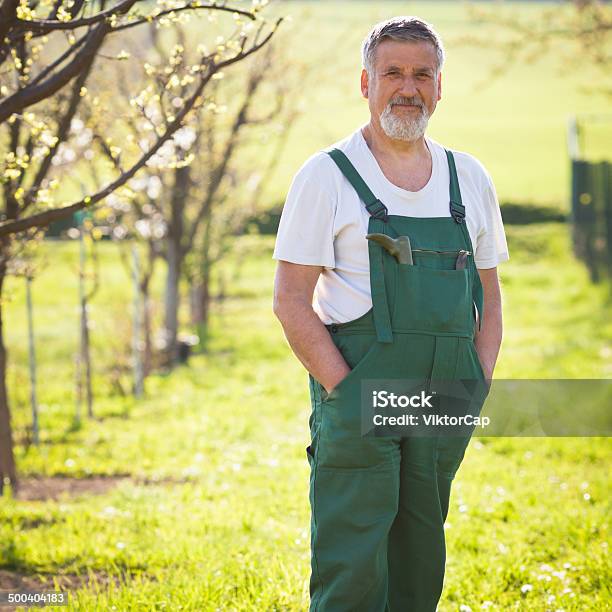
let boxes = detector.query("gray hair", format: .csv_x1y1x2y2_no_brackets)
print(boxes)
361,16,445,77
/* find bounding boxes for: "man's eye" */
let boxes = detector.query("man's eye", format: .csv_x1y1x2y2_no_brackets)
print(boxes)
385,71,400,77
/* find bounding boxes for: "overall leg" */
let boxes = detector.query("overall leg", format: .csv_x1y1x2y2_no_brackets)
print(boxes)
387,435,447,612
386,335,459,612
436,338,490,522
310,459,399,612
307,340,401,612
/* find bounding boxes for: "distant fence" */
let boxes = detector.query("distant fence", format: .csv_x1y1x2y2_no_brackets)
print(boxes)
568,116,612,283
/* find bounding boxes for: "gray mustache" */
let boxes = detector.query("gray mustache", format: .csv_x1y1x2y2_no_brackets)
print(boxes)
389,96,425,109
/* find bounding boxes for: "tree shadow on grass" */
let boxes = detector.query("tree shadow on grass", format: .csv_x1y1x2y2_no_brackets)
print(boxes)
5,474,197,502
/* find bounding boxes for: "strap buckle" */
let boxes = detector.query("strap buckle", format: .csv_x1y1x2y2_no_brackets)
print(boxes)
365,199,389,222
450,200,465,224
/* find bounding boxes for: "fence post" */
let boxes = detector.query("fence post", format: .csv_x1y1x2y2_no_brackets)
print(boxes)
571,160,598,281
603,161,612,280
568,115,612,283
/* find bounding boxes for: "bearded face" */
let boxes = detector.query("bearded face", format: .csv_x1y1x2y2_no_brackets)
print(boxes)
362,38,441,143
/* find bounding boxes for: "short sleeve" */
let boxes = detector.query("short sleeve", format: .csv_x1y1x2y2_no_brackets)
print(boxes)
272,154,337,269
474,172,510,269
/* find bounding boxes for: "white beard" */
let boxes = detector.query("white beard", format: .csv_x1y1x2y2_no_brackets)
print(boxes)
379,99,430,142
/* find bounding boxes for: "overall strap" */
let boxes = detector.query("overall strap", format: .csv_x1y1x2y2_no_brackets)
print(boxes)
326,148,389,222
445,149,466,224
326,148,393,343
445,148,484,331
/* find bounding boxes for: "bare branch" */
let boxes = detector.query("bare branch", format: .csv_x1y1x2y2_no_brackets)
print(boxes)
0,18,282,237
22,52,97,213
182,49,273,254
1,2,264,121
51,0,87,21
0,22,109,123
12,0,138,34
110,1,258,34
0,0,19,64
12,0,258,35
27,32,89,88
92,133,125,173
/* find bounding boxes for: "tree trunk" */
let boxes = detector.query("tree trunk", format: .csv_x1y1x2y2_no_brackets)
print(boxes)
82,297,93,418
132,245,144,397
141,278,153,376
190,279,210,327
191,209,213,352
162,164,189,367
0,263,18,495
77,224,93,419
163,234,181,366
141,239,157,377
26,276,39,445
190,275,210,353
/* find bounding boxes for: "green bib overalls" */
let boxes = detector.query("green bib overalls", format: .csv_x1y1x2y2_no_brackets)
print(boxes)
306,148,488,612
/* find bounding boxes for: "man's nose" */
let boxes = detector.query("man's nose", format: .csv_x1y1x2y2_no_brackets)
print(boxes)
397,75,419,97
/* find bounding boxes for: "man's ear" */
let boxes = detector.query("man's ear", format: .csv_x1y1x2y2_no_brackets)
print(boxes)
437,71,442,102
361,69,369,99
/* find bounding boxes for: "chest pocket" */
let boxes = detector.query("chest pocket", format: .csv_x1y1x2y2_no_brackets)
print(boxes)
390,252,474,336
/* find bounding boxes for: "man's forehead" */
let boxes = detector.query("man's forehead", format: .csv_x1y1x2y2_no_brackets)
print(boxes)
374,38,438,70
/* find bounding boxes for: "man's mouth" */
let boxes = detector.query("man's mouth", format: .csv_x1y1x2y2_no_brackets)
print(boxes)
392,104,422,111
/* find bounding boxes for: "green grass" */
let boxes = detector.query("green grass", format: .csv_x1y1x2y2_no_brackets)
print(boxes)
1,221,611,610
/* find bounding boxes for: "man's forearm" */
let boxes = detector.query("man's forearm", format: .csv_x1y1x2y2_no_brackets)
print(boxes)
474,294,503,381
274,299,350,393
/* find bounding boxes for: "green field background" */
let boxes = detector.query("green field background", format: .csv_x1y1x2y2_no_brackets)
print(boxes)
262,1,610,208
1,1,611,610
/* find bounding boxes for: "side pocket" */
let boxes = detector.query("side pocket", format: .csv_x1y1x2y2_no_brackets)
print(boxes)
325,341,381,402
319,383,329,402
307,423,321,467
306,443,315,465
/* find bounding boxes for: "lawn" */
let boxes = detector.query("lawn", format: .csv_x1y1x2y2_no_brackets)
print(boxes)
1,220,610,610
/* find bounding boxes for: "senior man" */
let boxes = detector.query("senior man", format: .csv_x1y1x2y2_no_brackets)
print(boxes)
273,16,508,612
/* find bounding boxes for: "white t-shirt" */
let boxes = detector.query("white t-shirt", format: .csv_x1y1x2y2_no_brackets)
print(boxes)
273,126,510,325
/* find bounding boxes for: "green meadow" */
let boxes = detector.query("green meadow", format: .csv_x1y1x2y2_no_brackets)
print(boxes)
1,1,611,610
2,222,611,610
261,1,611,207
